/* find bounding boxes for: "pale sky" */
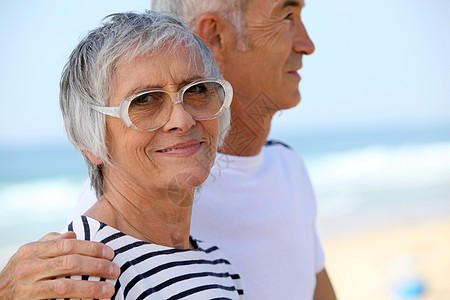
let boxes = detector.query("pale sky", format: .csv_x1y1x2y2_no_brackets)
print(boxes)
0,0,449,146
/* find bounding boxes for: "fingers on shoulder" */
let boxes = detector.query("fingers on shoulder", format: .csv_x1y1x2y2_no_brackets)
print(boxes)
23,278,115,299
38,231,75,242
52,254,119,279
56,238,115,260
19,231,114,260
11,257,44,281
24,237,113,260
52,278,115,299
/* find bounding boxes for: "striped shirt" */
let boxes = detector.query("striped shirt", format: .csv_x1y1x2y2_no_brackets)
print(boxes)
59,216,244,299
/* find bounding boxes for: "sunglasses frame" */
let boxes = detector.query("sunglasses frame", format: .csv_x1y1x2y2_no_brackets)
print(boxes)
91,78,232,132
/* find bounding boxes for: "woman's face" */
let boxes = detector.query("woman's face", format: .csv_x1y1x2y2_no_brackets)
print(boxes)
104,48,219,197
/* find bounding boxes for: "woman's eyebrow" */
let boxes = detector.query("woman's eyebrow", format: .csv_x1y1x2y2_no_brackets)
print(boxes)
126,75,204,95
179,75,204,86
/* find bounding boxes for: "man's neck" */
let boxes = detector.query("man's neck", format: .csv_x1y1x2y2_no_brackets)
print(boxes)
220,97,274,156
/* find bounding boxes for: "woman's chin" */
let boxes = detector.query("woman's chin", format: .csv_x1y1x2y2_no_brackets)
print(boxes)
164,170,209,207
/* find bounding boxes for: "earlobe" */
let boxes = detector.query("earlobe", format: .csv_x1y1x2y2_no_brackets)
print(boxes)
83,150,103,165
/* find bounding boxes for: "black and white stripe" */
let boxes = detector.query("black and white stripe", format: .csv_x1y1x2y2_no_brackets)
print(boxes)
59,216,243,300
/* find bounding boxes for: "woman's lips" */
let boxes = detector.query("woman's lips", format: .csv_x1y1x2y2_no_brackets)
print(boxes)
156,140,203,157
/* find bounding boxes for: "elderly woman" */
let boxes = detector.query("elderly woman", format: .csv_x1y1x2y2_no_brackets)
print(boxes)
58,10,243,299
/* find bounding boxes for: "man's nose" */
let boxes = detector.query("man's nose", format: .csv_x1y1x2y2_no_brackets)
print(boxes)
293,20,315,55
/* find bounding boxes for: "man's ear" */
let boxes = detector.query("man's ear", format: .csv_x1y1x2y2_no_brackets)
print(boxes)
194,13,238,63
83,150,103,165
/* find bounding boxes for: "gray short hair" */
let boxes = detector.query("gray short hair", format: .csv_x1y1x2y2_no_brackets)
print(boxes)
60,10,230,198
152,0,249,49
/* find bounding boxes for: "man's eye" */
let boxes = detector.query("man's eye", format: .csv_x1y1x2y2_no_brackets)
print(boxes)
284,12,294,20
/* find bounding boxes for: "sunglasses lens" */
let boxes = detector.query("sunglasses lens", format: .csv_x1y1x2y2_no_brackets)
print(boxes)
183,81,225,120
128,91,171,131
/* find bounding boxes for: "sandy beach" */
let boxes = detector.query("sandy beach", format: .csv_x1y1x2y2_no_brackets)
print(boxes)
322,218,450,300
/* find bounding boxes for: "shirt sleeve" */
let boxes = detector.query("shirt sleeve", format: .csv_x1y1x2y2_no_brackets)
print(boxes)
313,226,325,273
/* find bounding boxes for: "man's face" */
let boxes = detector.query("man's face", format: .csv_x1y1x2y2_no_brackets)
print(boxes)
223,0,315,113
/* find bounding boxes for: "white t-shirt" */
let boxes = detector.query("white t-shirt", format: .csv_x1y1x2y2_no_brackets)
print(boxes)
59,216,244,300
71,141,324,300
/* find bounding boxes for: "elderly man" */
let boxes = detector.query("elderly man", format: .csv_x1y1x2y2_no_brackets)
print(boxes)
0,0,336,299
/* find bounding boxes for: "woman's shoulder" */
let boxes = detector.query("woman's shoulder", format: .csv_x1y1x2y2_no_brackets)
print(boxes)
62,221,244,299
115,237,244,299
66,215,107,241
193,238,230,260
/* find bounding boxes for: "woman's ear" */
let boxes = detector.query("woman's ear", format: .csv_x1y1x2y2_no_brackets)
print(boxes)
194,13,238,64
83,150,103,165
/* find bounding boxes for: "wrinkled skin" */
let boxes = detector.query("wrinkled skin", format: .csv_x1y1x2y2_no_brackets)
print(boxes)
0,232,119,299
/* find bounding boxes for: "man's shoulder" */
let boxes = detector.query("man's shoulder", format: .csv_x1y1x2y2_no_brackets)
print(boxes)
263,139,309,171
264,139,293,150
263,139,302,160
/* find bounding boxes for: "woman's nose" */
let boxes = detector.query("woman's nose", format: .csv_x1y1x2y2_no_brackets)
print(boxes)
161,103,196,132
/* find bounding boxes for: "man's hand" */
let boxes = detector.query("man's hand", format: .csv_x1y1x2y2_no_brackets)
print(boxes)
0,231,120,299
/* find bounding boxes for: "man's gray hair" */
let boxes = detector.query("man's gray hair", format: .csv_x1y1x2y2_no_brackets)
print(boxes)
60,10,230,198
152,0,249,49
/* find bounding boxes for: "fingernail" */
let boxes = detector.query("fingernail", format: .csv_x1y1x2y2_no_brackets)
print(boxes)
110,263,120,277
102,247,114,259
103,283,114,296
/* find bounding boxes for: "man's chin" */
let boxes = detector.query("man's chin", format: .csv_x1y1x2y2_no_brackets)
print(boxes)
280,91,301,110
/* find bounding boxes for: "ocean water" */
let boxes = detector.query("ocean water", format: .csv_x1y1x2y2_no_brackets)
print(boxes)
0,143,87,262
1,125,449,266
279,125,450,236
